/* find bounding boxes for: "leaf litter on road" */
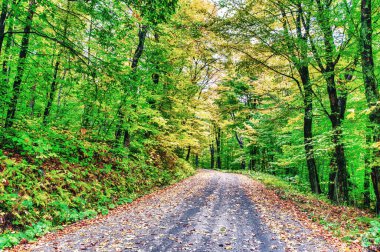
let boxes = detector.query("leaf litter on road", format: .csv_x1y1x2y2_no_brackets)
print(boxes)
12,170,342,252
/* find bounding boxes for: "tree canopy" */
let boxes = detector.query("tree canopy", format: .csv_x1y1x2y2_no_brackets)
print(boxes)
0,0,380,248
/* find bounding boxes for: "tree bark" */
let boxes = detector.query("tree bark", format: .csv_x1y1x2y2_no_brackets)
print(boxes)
326,75,349,203
215,127,221,169
0,0,9,55
0,18,12,118
314,0,349,203
299,65,321,194
152,31,160,85
361,0,380,214
131,25,148,69
43,60,60,125
185,146,191,161
249,147,257,170
234,131,246,169
364,131,371,208
210,144,215,169
5,0,36,128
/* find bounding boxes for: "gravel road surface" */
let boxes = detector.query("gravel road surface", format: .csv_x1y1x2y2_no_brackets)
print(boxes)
13,170,337,252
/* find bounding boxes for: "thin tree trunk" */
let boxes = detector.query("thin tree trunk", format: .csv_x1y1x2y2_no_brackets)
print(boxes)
364,131,372,208
0,0,9,55
241,160,246,170
234,131,245,169
5,0,36,128
185,146,191,161
0,19,12,120
215,127,221,169
131,25,148,69
1,21,12,76
249,147,257,171
210,144,215,169
43,60,60,124
297,8,321,194
123,129,130,148
152,31,160,85
300,65,321,194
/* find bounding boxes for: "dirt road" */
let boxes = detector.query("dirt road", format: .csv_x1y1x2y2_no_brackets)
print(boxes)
15,170,337,252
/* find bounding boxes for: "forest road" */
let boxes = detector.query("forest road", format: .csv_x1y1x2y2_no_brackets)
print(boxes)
15,170,337,252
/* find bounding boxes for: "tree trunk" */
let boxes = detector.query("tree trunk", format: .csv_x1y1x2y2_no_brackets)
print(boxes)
241,160,246,170
123,129,130,148
43,60,60,125
131,25,148,69
313,0,350,204
5,0,36,128
328,167,337,201
328,101,349,203
300,65,322,194
185,146,191,161
333,129,349,203
364,132,371,208
210,144,215,169
0,18,12,118
304,110,321,194
195,154,199,168
152,31,160,85
282,5,321,194
361,0,380,215
249,147,257,170
0,0,9,55
215,127,221,169
234,131,245,169
372,166,380,215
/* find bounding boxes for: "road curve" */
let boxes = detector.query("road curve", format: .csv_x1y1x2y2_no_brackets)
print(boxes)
14,170,336,252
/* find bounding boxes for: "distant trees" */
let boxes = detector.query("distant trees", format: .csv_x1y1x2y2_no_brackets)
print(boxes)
206,0,380,214
0,0,217,168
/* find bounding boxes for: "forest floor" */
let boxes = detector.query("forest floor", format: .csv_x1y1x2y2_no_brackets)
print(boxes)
11,170,346,252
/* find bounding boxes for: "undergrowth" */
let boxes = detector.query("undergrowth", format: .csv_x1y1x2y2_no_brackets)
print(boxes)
0,125,194,249
223,169,380,250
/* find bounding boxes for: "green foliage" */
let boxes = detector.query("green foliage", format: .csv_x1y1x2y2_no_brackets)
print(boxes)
362,221,380,248
206,0,380,225
0,125,194,249
0,221,52,248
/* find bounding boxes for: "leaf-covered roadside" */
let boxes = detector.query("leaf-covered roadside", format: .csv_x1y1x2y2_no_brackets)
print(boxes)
0,125,194,250
226,170,380,251
9,170,336,251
